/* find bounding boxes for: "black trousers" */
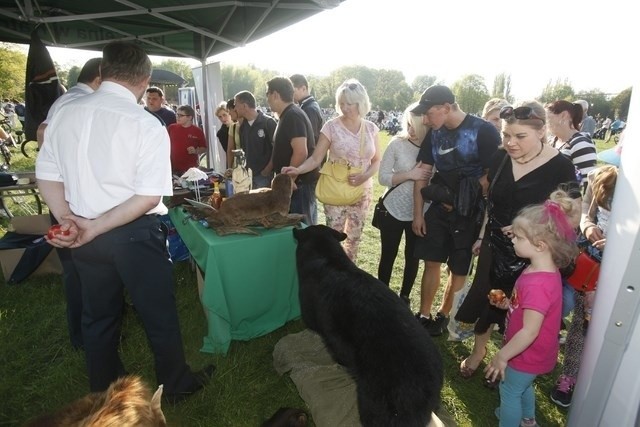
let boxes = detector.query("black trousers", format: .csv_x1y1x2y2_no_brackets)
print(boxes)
50,212,83,349
376,212,419,297
71,215,196,393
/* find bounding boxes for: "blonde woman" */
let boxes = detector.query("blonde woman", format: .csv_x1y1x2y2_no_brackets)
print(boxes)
214,102,233,154
282,79,380,261
377,102,430,303
482,98,510,131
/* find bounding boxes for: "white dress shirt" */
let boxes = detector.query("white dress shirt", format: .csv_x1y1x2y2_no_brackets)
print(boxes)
42,82,94,125
36,81,173,219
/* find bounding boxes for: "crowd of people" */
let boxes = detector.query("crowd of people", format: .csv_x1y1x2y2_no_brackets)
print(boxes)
374,88,621,425
25,39,623,424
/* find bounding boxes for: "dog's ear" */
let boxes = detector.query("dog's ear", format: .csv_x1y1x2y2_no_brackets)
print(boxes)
151,384,163,408
292,227,302,241
151,384,167,426
326,226,347,242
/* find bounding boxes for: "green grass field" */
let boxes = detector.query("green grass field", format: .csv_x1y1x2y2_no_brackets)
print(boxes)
1,132,615,426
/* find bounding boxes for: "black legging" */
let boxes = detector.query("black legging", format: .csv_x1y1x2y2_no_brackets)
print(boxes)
377,212,419,297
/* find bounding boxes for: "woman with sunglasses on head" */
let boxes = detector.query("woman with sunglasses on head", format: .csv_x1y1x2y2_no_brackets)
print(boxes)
168,104,207,175
546,100,597,191
455,101,578,383
282,79,381,261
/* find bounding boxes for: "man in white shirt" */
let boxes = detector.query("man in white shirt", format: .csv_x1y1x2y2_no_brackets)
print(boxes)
35,57,101,351
36,41,213,401
36,57,102,149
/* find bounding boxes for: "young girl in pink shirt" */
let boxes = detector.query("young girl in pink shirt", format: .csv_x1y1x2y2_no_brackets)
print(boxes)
484,190,579,427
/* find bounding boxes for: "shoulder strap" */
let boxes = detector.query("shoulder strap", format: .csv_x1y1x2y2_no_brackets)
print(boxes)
380,184,399,202
487,151,509,199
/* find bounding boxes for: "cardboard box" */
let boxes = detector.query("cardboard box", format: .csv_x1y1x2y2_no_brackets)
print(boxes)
0,214,63,283
10,213,51,234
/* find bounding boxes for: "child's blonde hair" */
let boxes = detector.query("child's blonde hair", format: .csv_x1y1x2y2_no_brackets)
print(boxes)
512,189,579,268
591,165,618,210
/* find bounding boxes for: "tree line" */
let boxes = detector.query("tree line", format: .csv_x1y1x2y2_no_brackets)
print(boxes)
0,43,631,120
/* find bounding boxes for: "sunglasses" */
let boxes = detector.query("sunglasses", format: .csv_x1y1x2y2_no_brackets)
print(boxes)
176,113,190,117
499,106,545,123
344,83,358,91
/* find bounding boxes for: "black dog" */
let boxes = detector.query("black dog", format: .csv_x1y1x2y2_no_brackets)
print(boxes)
292,225,443,427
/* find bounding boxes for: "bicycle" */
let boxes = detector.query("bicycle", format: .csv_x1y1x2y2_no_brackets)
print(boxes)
12,129,39,158
0,134,12,171
0,113,17,148
0,172,43,218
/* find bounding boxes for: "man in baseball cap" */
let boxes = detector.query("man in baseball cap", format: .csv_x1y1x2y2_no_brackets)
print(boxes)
411,85,456,115
411,84,500,337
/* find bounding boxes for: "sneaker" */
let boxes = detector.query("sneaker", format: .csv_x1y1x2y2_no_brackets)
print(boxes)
164,364,216,404
426,312,449,337
415,312,432,329
550,374,575,408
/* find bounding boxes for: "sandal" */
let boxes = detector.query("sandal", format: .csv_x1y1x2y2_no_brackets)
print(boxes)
459,347,487,379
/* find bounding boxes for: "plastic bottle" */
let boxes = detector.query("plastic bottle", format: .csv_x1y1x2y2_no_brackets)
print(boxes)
211,181,222,209
225,178,234,197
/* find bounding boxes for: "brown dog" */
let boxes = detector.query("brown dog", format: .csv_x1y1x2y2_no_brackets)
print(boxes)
201,174,303,235
24,376,166,427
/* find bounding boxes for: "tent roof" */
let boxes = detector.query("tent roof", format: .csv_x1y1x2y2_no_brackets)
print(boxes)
151,69,187,86
0,0,343,61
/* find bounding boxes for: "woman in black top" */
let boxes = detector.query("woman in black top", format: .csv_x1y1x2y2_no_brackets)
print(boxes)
455,101,578,378
215,102,233,154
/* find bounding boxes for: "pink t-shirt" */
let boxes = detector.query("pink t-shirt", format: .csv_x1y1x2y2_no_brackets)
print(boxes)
504,270,562,374
320,118,378,188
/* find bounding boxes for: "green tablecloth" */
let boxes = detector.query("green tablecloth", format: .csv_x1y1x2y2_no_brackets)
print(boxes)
169,208,301,354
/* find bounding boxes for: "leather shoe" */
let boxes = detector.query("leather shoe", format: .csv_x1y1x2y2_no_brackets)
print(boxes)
163,364,216,404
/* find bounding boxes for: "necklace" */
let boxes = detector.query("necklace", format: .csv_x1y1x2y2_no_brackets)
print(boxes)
514,143,544,165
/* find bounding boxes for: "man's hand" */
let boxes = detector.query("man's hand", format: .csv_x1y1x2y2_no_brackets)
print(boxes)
281,166,300,178
61,215,101,248
412,216,426,237
45,219,79,248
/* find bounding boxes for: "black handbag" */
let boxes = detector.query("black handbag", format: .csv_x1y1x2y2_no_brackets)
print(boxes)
371,185,399,229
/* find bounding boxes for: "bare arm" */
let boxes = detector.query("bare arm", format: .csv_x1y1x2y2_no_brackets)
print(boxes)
289,137,308,167
65,195,161,248
581,175,603,242
282,132,330,176
388,161,429,186
412,163,433,236
37,179,73,222
37,178,160,248
37,123,47,149
485,309,544,381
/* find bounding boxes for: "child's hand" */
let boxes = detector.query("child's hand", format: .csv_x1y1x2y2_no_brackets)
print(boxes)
484,352,507,383
490,297,510,310
487,289,509,309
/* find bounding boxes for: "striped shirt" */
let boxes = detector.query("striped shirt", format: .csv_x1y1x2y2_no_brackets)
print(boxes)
553,132,597,187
